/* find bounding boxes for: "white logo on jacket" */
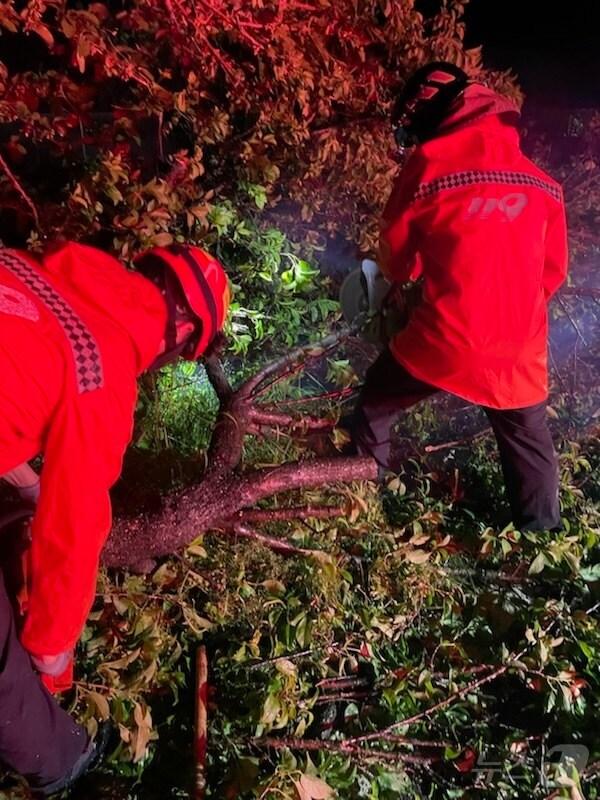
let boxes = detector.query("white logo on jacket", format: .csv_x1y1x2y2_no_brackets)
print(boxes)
465,192,528,221
0,284,40,321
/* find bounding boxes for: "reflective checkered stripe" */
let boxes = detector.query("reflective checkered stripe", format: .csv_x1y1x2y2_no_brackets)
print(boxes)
411,170,563,204
0,250,104,393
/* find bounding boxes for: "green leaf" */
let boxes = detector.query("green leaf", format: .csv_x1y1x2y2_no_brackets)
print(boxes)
294,614,312,648
260,693,281,726
579,641,595,660
529,552,548,575
579,563,600,582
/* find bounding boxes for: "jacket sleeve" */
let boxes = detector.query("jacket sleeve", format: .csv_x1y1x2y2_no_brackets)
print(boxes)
378,158,424,284
542,195,568,301
20,387,136,656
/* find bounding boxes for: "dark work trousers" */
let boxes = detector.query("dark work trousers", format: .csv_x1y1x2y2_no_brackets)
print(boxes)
0,568,88,789
349,349,561,531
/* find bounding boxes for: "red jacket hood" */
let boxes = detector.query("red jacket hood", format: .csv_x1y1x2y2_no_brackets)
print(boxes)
438,83,521,136
43,242,167,374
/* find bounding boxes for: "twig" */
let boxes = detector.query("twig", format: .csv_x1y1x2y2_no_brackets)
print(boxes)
74,681,117,694
249,736,439,764
233,505,345,525
430,664,496,680
232,524,313,557
196,0,266,49
0,152,40,229
248,649,319,671
380,735,453,749
441,566,536,585
347,616,559,746
315,691,370,704
548,346,568,396
424,430,489,453
262,387,357,409
586,600,600,617
163,0,238,79
194,646,208,800
317,676,370,690
556,296,589,347
348,663,515,745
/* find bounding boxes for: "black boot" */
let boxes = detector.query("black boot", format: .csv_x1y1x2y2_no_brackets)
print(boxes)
32,723,112,797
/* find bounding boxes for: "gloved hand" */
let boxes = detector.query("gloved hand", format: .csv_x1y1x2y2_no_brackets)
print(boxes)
31,650,73,677
1,462,40,507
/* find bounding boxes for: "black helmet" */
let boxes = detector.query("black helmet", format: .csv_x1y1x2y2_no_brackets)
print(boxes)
392,62,469,148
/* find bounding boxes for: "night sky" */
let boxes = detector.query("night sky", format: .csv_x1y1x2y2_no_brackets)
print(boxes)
464,0,599,107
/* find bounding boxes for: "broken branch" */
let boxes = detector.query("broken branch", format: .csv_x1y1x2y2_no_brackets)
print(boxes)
250,408,335,431
347,615,560,746
232,524,313,557
241,326,355,399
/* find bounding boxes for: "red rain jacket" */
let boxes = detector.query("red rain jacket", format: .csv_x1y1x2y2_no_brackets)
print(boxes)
0,243,166,656
379,85,568,409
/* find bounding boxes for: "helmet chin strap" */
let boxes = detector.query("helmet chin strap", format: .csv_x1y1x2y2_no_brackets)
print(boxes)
148,270,192,371
148,339,189,372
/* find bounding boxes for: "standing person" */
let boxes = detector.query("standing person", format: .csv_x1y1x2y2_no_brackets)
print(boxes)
346,62,568,531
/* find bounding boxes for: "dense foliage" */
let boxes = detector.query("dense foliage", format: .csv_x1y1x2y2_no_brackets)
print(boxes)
0,0,521,257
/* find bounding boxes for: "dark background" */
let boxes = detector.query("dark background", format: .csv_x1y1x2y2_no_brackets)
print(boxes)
464,0,598,107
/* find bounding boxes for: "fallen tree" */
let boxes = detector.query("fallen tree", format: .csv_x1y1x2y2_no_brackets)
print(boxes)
103,281,600,573
102,327,378,572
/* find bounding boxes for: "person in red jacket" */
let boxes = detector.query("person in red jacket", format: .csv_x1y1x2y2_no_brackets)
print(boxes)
347,62,568,531
0,242,229,794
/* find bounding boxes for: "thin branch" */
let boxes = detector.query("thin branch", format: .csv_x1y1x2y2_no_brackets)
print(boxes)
240,326,356,399
315,691,370,704
0,152,40,229
379,735,453,749
250,408,335,432
262,387,357,409
424,430,489,454
162,0,238,80
317,676,371,690
556,296,589,346
548,346,568,396
249,736,439,764
74,681,117,694
248,649,321,671
348,662,515,746
347,616,559,746
196,0,266,49
232,524,313,557
232,506,345,525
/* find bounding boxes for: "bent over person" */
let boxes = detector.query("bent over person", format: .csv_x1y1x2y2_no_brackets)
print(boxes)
0,241,229,793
